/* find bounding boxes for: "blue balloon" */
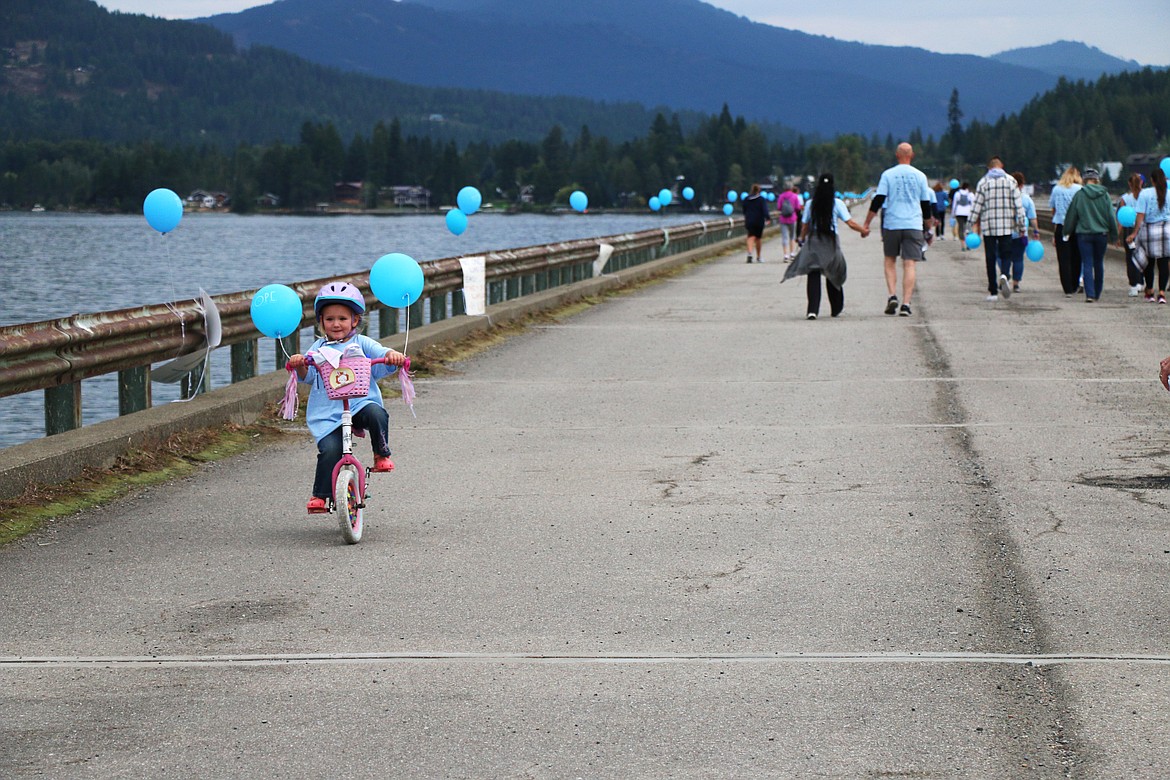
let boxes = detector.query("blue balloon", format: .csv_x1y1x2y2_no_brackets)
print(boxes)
1118,206,1137,228
445,208,468,236
949,178,960,190
143,188,183,234
1161,158,1170,178
658,188,672,206
682,186,694,201
803,192,810,200
649,196,661,212
456,186,482,215
965,233,982,250
722,203,733,216
740,192,748,201
727,190,738,203
370,252,424,308
569,190,588,212
250,284,303,339
1026,240,1044,262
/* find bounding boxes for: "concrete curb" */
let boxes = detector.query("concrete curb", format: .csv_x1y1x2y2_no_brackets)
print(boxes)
0,233,745,500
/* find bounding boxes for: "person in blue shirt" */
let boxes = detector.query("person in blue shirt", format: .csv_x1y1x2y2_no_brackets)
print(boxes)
1127,166,1170,304
288,282,408,514
861,143,935,317
1005,171,1039,293
783,172,864,319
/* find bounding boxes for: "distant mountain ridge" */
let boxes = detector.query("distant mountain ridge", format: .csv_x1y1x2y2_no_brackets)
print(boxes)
198,0,1144,137
1,0,792,147
992,40,1148,82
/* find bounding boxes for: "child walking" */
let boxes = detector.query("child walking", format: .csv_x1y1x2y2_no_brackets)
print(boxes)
288,282,408,514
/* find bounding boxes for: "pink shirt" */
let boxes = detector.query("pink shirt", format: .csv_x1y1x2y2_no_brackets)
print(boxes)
776,191,803,225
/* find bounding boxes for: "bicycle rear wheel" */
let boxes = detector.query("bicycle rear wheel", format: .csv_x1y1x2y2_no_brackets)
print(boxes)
334,466,364,544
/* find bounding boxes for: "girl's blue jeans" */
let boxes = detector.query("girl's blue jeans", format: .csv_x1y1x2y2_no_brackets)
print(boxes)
312,403,390,499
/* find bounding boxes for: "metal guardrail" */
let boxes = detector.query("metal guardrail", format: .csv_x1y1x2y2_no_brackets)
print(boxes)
0,217,745,439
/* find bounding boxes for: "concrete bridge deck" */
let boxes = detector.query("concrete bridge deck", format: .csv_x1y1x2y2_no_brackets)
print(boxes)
4,224,1170,777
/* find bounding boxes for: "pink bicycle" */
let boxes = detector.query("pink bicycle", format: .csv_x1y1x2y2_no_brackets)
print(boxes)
285,353,410,544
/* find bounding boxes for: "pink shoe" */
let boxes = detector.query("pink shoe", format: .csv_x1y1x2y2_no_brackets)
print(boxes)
306,496,328,514
372,456,395,473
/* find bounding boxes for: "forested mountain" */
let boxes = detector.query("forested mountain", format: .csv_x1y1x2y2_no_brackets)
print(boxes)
0,0,796,148
201,0,1093,137
956,68,1170,183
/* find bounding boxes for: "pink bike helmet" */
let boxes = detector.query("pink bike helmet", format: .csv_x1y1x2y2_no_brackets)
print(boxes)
313,282,366,317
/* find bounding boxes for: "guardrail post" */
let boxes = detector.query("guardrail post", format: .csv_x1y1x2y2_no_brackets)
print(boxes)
231,340,257,383
408,300,423,329
521,275,535,296
506,277,520,300
489,281,504,305
45,382,81,436
379,307,398,337
536,270,548,292
452,290,466,316
428,294,446,323
118,366,151,415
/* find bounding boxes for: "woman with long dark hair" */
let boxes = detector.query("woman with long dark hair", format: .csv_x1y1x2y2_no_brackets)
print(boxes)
1128,166,1170,304
782,172,864,319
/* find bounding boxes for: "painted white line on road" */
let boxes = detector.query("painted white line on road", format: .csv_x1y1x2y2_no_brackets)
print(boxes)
4,651,1170,669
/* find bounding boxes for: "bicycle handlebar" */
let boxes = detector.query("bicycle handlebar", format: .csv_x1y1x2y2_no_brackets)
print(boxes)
285,354,410,371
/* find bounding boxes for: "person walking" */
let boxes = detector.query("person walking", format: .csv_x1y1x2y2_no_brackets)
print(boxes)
741,184,770,263
968,156,1026,302
783,172,864,319
932,182,948,241
1051,166,1084,295
861,142,934,317
1118,173,1145,297
1127,166,1170,304
951,181,975,248
1063,168,1119,302
776,185,803,261
1005,172,1039,293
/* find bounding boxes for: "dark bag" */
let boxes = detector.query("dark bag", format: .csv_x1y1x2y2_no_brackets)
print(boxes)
780,198,795,217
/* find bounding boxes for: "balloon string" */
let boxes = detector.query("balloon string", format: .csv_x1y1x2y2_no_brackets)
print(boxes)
401,306,411,356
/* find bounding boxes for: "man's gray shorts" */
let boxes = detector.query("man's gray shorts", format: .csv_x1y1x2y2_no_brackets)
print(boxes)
883,229,926,261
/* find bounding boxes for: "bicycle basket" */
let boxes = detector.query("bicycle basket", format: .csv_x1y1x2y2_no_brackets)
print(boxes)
322,355,372,400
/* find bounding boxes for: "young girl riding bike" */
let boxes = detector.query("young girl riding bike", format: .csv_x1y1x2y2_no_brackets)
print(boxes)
287,282,408,514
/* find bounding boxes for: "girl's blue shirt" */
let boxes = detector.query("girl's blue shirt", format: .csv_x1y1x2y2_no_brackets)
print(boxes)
299,332,397,442
1136,187,1170,224
1050,184,1082,224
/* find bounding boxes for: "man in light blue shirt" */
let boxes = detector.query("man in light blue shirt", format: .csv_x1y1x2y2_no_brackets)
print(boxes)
862,143,934,316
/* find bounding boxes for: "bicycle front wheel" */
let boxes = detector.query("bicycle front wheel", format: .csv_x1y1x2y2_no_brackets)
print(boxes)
335,466,364,544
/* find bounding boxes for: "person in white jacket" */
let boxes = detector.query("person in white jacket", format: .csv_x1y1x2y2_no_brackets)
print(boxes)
951,182,974,249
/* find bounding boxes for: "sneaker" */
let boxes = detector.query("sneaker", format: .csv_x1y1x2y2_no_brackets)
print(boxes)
372,456,395,473
899,303,912,316
1013,284,1021,293
998,274,1011,299
985,295,998,302
1147,292,1157,302
806,312,817,320
306,496,328,514
1161,294,1167,305
884,296,899,315
746,255,753,263
1129,284,1143,297
1085,297,1095,303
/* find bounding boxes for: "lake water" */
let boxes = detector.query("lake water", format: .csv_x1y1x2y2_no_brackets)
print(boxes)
0,210,710,448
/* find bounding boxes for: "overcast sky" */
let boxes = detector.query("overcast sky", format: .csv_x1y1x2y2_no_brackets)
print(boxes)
95,0,1170,67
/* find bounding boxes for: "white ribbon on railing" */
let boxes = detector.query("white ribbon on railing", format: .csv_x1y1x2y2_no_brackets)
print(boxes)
593,243,615,277
661,229,670,249
459,256,486,316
